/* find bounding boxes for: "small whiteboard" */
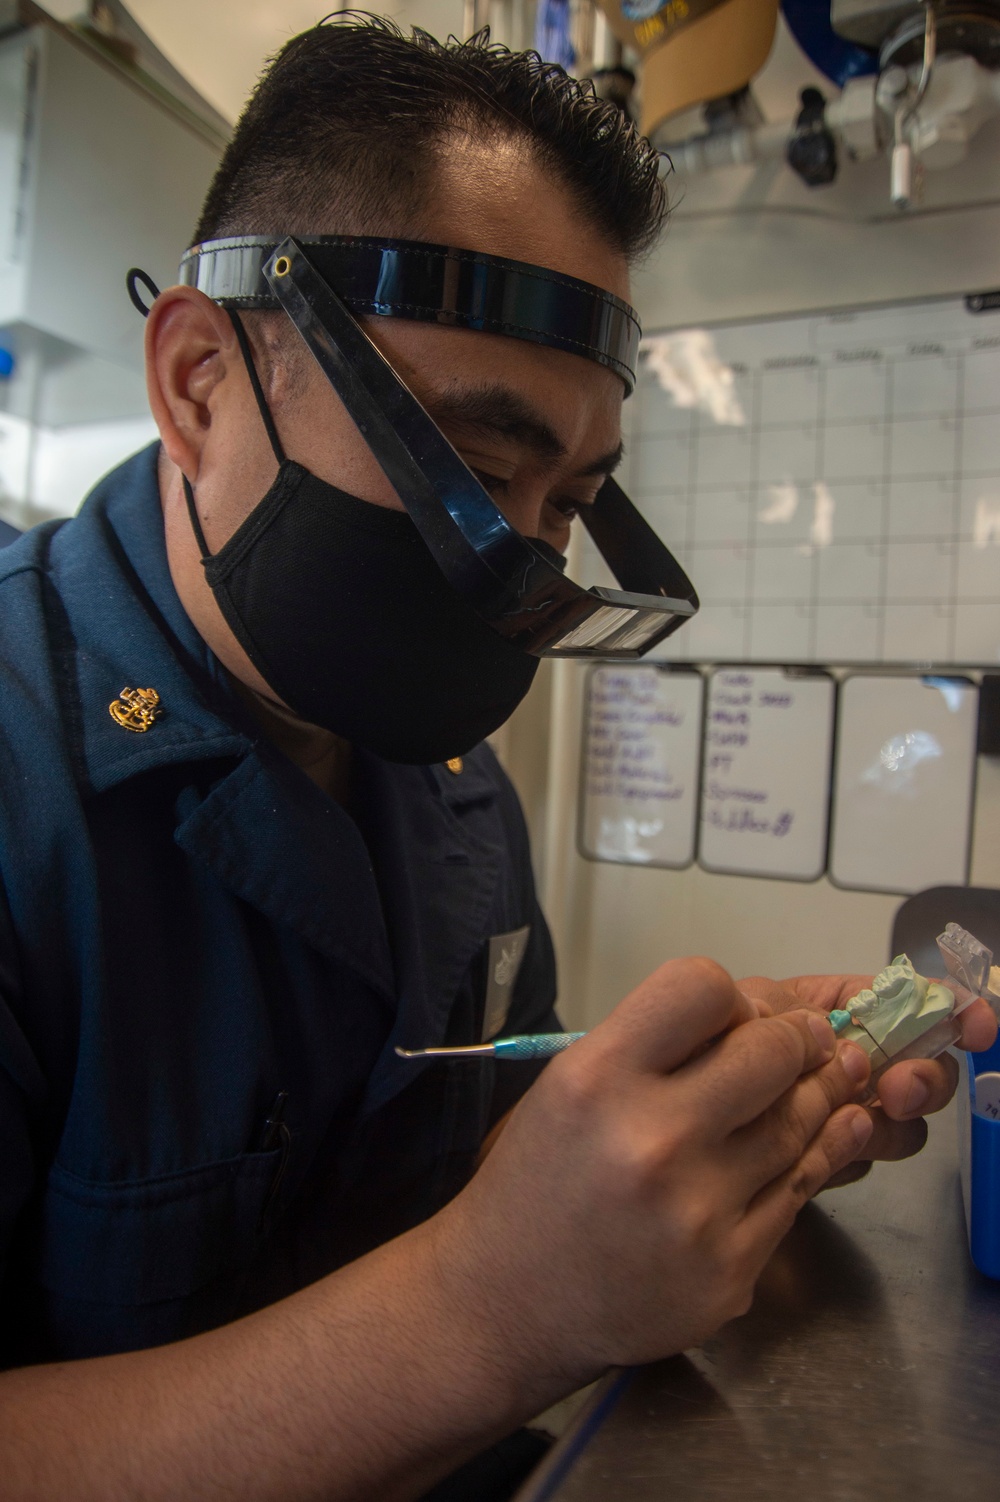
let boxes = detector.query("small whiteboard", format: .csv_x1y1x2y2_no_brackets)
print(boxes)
829,675,978,895
698,668,836,881
579,665,704,868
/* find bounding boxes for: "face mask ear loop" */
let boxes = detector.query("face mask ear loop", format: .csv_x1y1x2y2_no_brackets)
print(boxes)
182,474,213,562
227,309,286,466
181,310,287,563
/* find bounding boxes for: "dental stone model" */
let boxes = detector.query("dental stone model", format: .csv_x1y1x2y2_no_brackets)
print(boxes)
827,925,1000,1087
830,955,956,1065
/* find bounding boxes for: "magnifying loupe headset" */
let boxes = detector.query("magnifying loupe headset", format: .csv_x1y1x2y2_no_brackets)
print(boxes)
133,233,698,658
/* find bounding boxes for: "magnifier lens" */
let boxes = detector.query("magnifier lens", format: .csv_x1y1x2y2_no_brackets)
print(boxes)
603,613,671,652
554,607,641,651
551,607,673,654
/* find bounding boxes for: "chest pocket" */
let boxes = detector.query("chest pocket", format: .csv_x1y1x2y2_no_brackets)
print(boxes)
26,1150,284,1358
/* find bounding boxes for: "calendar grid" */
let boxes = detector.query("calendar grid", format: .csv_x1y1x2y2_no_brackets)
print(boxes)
619,296,1000,667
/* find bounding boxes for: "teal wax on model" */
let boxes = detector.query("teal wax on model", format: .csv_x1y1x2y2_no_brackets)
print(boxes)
829,1009,853,1034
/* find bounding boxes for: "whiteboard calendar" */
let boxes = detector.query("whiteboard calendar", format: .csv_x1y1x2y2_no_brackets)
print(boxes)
579,665,703,869
699,668,836,882
608,294,1000,668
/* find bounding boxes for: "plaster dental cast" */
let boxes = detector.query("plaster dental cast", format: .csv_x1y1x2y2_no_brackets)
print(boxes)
830,924,1000,1091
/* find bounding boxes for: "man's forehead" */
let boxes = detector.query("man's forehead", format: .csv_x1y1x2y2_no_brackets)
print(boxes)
423,132,632,306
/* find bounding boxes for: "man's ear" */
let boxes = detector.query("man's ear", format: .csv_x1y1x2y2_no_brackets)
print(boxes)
145,286,239,481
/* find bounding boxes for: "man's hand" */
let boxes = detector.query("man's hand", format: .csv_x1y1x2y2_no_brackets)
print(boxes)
0,959,876,1502
434,957,874,1379
739,972,998,1187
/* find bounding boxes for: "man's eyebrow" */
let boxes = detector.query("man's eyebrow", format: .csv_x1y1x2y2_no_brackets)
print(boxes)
428,383,623,477
577,442,624,478
429,384,565,461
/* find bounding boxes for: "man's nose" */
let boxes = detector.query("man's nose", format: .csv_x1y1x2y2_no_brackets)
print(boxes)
492,486,549,542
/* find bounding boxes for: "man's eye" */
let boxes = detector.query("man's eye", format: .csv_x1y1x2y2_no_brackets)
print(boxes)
469,468,510,496
549,497,584,522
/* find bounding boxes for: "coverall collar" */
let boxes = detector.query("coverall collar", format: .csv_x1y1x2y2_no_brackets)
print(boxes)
49,443,251,795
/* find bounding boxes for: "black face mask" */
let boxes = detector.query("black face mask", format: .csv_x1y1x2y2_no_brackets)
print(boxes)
183,321,539,765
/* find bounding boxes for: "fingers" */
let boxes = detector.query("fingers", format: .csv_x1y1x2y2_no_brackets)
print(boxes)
955,997,998,1053
742,974,874,1014
742,1103,874,1246
674,1009,864,1137
794,974,875,1011
871,1000,994,1120
598,957,754,1075
819,1159,874,1191
815,1096,928,1168
726,1041,872,1192
876,1051,958,1122
735,978,798,1019
849,1105,928,1162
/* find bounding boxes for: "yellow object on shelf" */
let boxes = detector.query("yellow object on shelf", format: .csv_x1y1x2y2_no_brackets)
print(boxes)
595,0,780,138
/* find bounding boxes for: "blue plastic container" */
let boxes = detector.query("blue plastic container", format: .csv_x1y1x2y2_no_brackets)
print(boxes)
958,1035,1000,1279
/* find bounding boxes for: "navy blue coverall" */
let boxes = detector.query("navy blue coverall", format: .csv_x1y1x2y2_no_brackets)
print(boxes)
0,444,558,1378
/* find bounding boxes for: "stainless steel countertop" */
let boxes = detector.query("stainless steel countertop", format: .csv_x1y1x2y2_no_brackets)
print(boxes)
518,1100,1000,1501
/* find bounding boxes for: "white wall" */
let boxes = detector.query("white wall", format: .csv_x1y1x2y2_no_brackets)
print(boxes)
496,21,1000,1031
0,411,158,531
121,0,468,124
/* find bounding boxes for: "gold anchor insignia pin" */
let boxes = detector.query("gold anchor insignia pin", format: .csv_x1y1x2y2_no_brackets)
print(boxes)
445,757,463,775
109,686,162,733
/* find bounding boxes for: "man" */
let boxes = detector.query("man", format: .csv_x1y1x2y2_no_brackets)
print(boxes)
0,17,993,1501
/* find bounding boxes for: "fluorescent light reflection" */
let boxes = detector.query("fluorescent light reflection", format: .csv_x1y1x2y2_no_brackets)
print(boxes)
758,480,836,553
974,496,1000,548
595,815,664,863
642,331,746,427
863,730,943,792
760,481,798,524
924,677,967,713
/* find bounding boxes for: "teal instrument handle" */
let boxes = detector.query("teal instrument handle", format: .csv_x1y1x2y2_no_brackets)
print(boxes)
492,1032,586,1060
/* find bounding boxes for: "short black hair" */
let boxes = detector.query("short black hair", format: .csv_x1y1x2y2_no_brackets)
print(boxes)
193,13,667,263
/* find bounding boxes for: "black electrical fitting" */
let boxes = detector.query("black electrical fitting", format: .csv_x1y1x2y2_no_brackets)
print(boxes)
787,85,838,187
978,675,1000,755
589,66,636,122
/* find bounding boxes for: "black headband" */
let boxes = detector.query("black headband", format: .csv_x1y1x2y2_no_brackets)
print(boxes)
178,234,641,393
